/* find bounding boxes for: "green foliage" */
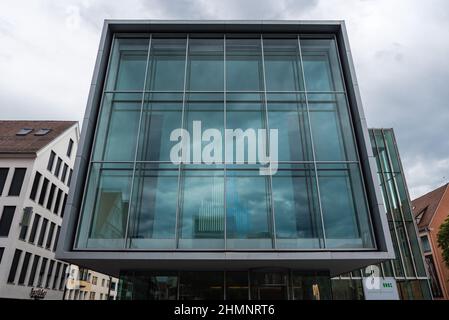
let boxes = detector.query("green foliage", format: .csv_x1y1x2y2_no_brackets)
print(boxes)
437,216,449,268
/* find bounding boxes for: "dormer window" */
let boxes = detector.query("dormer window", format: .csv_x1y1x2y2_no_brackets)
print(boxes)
34,128,52,136
16,128,33,136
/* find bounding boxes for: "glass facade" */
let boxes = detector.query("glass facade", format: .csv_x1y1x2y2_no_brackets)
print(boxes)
118,270,332,300
75,34,375,251
332,129,432,300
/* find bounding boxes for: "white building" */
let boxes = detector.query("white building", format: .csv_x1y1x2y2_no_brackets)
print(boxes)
64,265,118,300
0,121,78,299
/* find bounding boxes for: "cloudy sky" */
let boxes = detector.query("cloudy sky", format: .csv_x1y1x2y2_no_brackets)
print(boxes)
1,0,448,199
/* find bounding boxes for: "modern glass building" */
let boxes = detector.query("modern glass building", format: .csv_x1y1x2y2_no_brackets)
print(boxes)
331,129,432,300
57,20,395,300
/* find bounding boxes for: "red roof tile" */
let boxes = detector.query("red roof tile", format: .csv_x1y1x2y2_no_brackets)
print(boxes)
412,183,449,229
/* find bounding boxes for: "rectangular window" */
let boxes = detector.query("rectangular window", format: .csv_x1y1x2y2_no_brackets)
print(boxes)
0,247,4,264
29,171,42,201
28,255,40,286
0,206,16,237
53,189,63,215
179,170,224,249
46,184,56,211
7,249,22,283
67,139,74,158
421,235,431,253
67,169,73,186
37,218,48,247
37,258,48,287
47,151,56,172
226,38,264,91
101,278,105,287
53,262,61,289
61,164,68,183
8,168,26,196
28,214,41,243
0,168,9,196
226,170,272,249
128,165,178,249
45,222,55,250
54,158,62,178
89,292,95,300
92,276,97,285
18,252,32,285
76,164,133,249
61,193,68,218
59,265,68,290
53,226,60,252
45,260,54,288
38,178,49,206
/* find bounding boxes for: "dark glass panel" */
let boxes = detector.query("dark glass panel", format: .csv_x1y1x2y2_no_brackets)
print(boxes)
179,272,224,300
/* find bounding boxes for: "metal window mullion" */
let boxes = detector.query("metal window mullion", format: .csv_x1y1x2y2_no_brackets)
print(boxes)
260,34,276,249
381,129,419,277
223,34,227,250
175,34,190,249
297,35,327,249
123,35,152,248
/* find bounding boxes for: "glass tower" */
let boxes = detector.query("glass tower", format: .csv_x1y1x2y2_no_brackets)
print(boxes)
57,21,394,300
331,129,432,300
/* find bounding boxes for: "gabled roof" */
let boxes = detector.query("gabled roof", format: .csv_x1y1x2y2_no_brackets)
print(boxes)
0,120,77,156
412,183,449,229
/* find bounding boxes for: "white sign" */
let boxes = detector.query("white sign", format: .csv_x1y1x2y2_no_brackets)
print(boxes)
363,277,399,300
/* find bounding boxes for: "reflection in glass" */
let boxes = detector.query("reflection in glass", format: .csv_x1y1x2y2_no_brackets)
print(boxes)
226,99,266,164
226,272,249,300
106,38,149,91
272,167,323,248
146,38,186,91
267,95,312,161
291,272,332,300
93,93,141,161
128,165,178,249
179,170,224,249
137,96,183,162
308,94,357,161
317,163,374,248
263,38,303,91
77,163,133,248
300,38,344,92
187,38,224,91
226,39,264,91
226,170,272,249
179,272,224,300
250,271,288,300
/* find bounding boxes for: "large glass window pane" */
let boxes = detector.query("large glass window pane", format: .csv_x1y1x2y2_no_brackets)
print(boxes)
267,94,312,161
187,38,223,91
226,38,264,91
226,97,266,164
106,38,149,91
226,170,272,249
308,94,357,161
127,272,178,300
272,166,323,249
263,38,304,91
250,271,288,300
291,272,332,300
178,169,224,249
226,272,249,300
128,164,178,249
76,163,133,249
146,38,186,91
317,163,374,248
179,272,224,300
300,38,344,92
186,97,224,164
92,93,141,161
137,93,183,162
